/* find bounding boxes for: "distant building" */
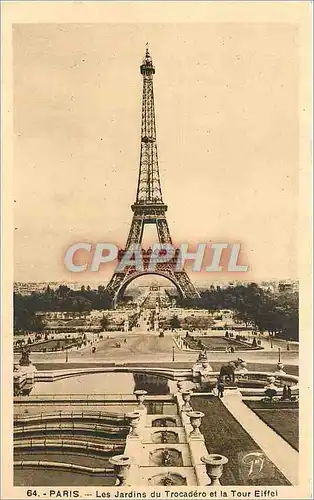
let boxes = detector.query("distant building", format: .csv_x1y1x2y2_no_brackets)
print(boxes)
278,281,298,293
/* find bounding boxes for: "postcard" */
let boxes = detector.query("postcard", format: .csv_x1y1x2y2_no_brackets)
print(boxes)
1,2,312,499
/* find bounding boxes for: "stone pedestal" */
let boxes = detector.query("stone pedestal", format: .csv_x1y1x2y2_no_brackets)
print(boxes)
126,411,142,438
13,363,37,396
192,363,203,378
181,391,193,412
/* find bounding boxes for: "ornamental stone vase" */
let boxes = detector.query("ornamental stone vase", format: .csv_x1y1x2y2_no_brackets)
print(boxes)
126,411,141,438
109,455,132,486
134,389,147,409
201,454,229,485
187,410,204,438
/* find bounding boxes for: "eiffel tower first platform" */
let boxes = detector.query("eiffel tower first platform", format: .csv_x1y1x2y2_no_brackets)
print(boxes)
106,47,200,306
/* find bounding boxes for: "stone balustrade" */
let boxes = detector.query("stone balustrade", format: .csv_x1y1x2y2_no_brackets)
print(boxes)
176,390,229,486
14,364,298,401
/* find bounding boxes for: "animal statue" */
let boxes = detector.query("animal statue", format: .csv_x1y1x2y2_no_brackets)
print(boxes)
19,345,31,366
219,358,244,383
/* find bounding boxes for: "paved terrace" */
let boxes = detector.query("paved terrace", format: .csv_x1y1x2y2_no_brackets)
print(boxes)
14,333,299,367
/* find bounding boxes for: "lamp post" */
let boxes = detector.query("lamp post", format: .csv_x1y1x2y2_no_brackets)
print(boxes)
278,347,281,363
172,345,175,362
65,348,69,363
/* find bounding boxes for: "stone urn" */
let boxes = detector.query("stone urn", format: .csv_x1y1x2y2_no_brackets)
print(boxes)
181,391,193,412
109,455,132,486
201,454,229,485
126,411,141,438
187,410,204,438
134,389,147,409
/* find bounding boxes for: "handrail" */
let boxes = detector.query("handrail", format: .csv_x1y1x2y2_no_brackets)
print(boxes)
190,370,298,383
14,409,129,424
14,431,125,446
14,460,114,475
14,394,173,406
14,393,173,400
14,423,127,437
15,425,127,434
14,438,124,453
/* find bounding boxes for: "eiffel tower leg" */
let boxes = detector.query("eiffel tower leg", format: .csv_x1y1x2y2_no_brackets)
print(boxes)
126,218,144,246
156,218,172,244
106,273,126,299
174,271,200,299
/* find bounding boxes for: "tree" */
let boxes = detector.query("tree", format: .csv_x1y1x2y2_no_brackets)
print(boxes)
100,316,110,331
169,315,180,330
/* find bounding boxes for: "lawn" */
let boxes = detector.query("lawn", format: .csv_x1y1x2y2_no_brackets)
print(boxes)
186,336,262,351
244,400,299,451
192,396,290,486
24,339,77,352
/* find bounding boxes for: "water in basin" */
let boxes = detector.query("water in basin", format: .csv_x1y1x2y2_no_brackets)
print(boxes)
32,372,175,395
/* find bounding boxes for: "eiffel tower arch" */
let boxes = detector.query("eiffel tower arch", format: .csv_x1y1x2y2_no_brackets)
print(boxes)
106,47,199,306
113,271,185,308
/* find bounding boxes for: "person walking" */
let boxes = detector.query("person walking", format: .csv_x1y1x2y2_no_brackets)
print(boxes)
217,377,225,398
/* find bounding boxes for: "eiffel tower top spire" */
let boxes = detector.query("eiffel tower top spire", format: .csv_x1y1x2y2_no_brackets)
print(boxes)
140,43,155,74
134,46,164,206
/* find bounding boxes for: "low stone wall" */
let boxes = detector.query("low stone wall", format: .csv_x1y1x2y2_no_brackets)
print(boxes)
33,365,192,383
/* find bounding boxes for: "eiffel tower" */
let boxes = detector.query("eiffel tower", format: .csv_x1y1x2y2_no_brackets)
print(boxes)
106,47,199,305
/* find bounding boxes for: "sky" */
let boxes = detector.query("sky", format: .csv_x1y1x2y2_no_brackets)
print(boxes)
13,22,299,284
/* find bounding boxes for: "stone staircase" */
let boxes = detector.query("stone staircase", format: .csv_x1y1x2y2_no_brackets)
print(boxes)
109,389,228,486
